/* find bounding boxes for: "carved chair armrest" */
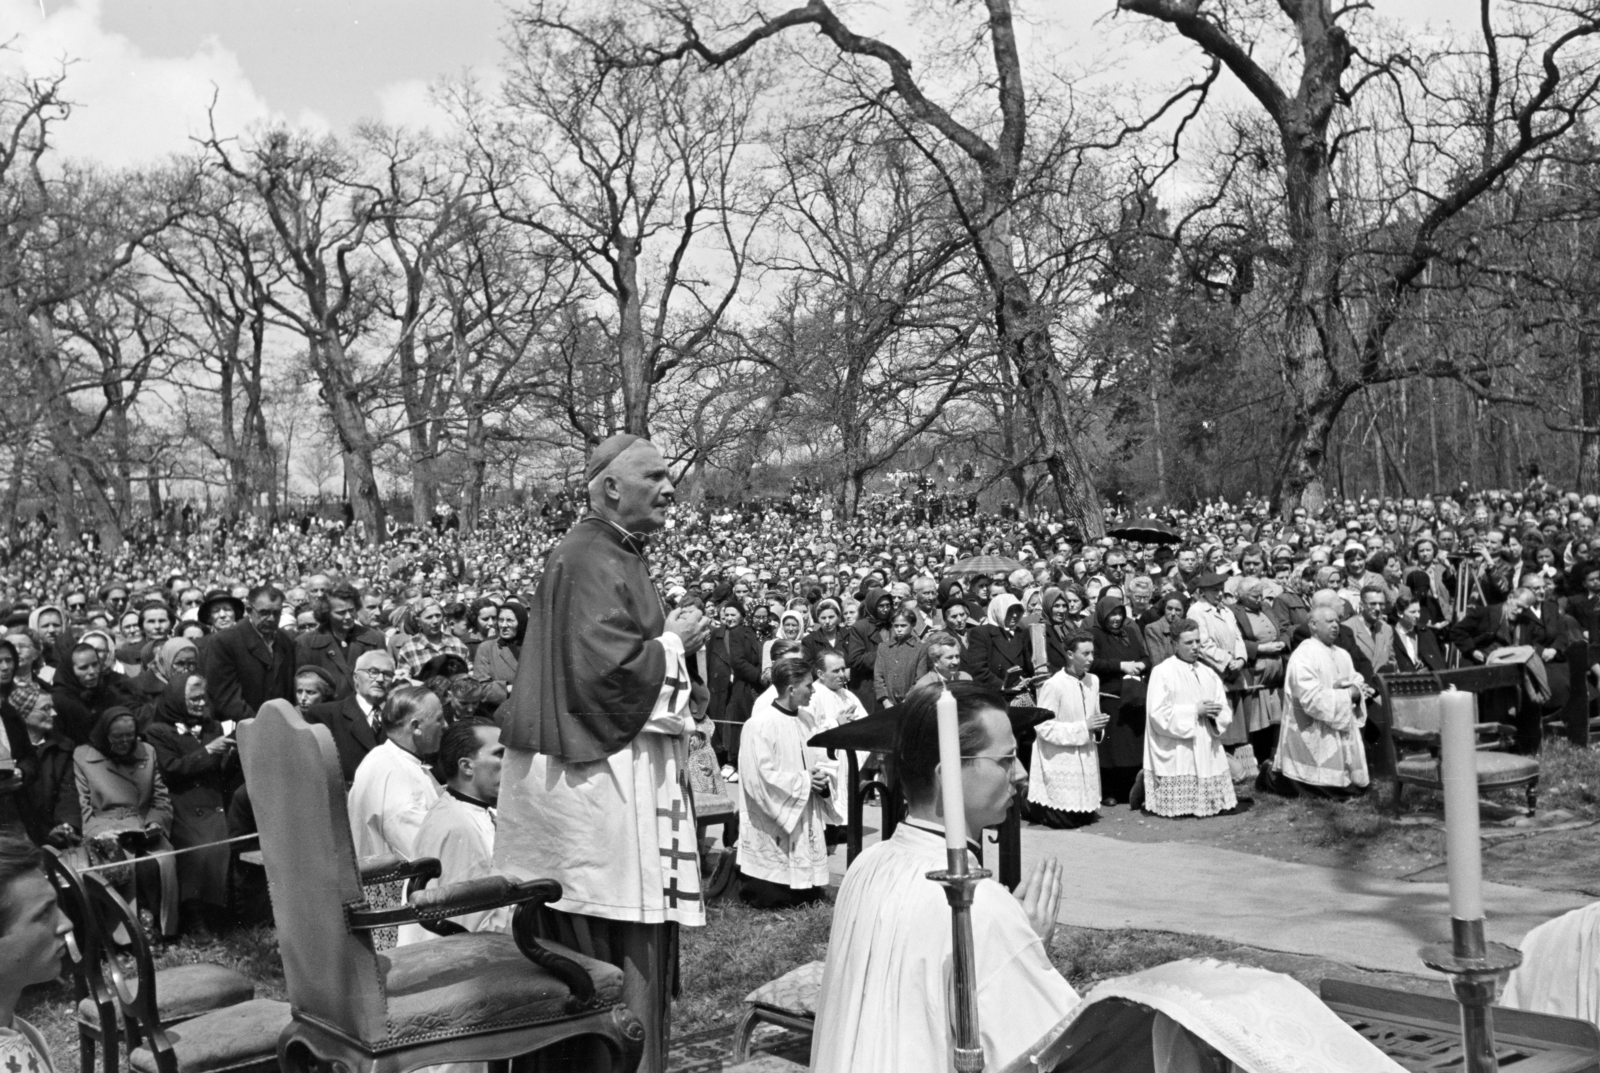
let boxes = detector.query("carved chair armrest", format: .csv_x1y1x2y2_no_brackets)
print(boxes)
358,854,441,886
347,876,561,930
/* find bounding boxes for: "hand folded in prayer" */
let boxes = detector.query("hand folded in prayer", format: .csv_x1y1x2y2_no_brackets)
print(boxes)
1014,858,1064,945
809,768,831,795
665,606,712,653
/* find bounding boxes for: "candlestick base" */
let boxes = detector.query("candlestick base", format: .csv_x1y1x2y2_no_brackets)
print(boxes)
1418,918,1523,1073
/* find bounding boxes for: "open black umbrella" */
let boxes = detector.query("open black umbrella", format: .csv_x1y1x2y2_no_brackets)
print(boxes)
948,554,1025,576
1107,518,1181,545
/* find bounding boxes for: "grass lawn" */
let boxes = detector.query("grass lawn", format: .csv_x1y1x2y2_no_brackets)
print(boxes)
24,742,1597,1066
19,898,1436,1069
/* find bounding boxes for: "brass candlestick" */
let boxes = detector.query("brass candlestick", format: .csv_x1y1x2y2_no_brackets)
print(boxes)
929,847,991,1073
1419,918,1523,1073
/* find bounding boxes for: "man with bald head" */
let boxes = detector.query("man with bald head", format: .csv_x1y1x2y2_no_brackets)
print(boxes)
1269,606,1370,797
495,432,711,1071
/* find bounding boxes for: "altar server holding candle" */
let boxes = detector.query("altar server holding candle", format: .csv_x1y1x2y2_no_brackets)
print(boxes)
810,682,1078,1073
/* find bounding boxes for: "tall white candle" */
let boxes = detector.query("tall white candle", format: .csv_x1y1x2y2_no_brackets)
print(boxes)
1439,688,1484,920
936,688,968,854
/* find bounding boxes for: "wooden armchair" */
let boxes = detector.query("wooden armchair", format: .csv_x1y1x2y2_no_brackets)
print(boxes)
238,699,644,1073
82,873,290,1073
1376,671,1539,815
42,847,257,1073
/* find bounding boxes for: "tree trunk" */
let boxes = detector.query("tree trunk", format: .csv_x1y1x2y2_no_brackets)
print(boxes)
318,340,385,543
1579,332,1600,492
614,234,650,436
2,445,27,542
462,410,487,536
1149,349,1169,505
985,231,1105,535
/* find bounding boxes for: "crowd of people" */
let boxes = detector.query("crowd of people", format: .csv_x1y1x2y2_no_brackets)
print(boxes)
0,473,1595,937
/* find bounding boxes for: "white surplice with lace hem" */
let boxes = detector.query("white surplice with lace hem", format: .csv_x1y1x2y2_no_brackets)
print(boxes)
1029,668,1102,813
736,696,842,890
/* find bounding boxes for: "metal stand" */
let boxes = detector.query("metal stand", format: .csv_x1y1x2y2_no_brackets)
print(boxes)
1419,917,1524,1073
930,849,991,1073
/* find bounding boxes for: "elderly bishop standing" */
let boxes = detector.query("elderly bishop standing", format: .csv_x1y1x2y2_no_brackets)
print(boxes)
494,433,711,1073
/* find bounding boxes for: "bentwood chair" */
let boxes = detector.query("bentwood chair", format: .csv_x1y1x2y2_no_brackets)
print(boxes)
83,872,290,1073
238,699,644,1073
42,847,257,1073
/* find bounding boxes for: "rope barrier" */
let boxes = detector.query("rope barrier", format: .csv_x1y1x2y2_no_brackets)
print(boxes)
75,832,260,873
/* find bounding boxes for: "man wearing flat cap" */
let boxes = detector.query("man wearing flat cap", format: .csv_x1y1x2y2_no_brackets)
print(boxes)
495,432,711,1072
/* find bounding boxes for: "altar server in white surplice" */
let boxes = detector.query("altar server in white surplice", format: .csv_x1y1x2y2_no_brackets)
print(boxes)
347,686,446,947
811,682,1078,1073
1029,629,1109,827
736,658,841,908
1144,619,1238,818
413,718,510,935
1274,606,1370,796
347,686,445,862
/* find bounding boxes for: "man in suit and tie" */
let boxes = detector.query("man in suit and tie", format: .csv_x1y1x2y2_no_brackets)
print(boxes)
200,584,297,725
1392,594,1448,672
295,582,387,700
1451,587,1556,664
1350,584,1395,673
305,651,395,784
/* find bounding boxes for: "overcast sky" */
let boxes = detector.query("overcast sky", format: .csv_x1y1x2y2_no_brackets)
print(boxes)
4,0,1473,167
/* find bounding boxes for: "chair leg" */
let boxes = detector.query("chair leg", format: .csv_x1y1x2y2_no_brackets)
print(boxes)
1527,777,1539,816
78,1023,98,1073
1392,779,1404,814
731,1007,762,1063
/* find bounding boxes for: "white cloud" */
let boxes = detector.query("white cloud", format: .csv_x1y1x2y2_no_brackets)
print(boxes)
0,0,311,167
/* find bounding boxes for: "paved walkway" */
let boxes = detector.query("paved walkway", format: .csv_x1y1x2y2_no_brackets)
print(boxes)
1019,825,1590,974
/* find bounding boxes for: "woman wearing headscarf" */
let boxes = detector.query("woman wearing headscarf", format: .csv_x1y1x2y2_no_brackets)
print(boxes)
27,604,69,683
762,610,808,674
73,706,180,936
844,588,895,716
1039,588,1074,672
1091,592,1152,805
470,602,526,708
144,674,235,930
962,593,1040,703
127,637,199,714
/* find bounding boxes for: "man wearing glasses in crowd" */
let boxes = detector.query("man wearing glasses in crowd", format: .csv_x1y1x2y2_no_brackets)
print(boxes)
306,651,396,784
199,585,298,726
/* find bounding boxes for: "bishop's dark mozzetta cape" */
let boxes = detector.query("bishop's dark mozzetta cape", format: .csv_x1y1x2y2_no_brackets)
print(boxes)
501,515,668,762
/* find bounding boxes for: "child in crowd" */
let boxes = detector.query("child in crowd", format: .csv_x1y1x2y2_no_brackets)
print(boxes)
873,610,922,709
